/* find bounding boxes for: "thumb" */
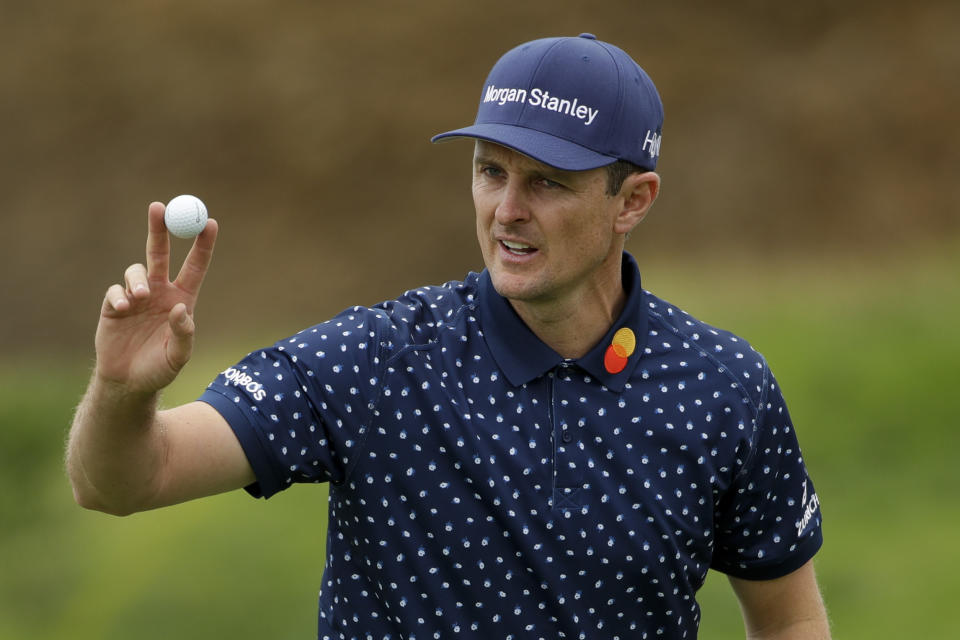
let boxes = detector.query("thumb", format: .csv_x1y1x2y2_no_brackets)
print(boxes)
166,303,196,372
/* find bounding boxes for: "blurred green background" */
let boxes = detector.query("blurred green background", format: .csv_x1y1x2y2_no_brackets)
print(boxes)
2,1,958,638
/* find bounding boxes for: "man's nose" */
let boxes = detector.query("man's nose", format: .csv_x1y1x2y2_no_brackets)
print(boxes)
494,180,532,225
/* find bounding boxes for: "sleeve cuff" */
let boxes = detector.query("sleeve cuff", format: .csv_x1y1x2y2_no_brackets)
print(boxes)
715,527,824,581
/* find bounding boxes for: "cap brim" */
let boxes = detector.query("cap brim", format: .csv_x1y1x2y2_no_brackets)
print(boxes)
431,123,617,171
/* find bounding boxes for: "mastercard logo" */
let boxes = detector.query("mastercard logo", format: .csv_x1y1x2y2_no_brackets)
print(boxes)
604,327,636,374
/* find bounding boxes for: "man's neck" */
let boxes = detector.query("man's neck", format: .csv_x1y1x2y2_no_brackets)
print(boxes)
508,279,627,360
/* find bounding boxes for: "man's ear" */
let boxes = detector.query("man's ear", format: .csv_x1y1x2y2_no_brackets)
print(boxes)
614,172,660,234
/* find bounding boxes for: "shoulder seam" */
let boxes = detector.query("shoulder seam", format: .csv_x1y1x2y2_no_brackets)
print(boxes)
381,299,480,369
646,308,762,425
737,359,773,478
647,308,768,481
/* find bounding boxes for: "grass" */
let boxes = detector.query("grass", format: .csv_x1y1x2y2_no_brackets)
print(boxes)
2,241,957,639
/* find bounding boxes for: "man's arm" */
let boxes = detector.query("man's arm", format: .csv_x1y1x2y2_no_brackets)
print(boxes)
68,395,254,515
66,202,254,516
729,560,831,640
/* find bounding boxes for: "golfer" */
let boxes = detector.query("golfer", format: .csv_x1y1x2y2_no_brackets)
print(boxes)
68,33,830,639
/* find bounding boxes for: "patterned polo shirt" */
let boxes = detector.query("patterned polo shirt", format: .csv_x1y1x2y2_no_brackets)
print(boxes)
199,252,823,640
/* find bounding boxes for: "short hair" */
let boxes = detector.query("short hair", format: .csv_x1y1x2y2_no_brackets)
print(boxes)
604,159,648,196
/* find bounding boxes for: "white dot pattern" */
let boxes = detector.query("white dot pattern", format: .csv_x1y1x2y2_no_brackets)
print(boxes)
201,255,822,639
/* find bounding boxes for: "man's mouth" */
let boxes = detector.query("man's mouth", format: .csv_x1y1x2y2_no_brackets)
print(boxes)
501,240,537,256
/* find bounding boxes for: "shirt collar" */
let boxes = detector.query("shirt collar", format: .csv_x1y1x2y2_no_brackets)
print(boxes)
478,252,649,392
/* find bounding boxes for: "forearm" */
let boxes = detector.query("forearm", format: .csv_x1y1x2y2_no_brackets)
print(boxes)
731,561,831,640
746,616,831,640
66,373,166,516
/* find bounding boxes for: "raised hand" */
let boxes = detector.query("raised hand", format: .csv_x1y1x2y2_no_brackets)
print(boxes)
96,201,218,394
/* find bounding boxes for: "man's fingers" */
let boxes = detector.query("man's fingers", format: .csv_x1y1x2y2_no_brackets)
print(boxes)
174,218,218,296
104,263,149,315
103,283,131,313
124,263,149,299
146,202,171,283
167,303,195,372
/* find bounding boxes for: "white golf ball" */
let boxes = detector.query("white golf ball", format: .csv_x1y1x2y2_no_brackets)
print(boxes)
164,195,208,239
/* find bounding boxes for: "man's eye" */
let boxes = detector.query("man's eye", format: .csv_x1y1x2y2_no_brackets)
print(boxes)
479,166,503,178
538,177,564,189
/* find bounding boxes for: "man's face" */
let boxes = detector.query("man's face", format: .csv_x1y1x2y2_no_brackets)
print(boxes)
472,141,628,309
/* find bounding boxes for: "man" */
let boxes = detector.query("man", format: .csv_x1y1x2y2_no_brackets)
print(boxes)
67,34,829,639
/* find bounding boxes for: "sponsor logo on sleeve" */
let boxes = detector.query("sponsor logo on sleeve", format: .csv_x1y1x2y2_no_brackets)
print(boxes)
221,367,267,402
796,479,821,537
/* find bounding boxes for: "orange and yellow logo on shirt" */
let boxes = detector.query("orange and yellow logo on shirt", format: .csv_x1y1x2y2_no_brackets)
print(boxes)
604,327,636,374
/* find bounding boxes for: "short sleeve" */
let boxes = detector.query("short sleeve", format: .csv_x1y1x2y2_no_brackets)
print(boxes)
710,365,823,580
198,308,387,499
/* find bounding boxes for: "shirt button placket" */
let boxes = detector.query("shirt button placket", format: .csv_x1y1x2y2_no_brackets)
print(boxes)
553,362,581,509
558,361,573,442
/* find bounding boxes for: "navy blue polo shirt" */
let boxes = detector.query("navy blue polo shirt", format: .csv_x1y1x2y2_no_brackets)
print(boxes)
199,253,823,640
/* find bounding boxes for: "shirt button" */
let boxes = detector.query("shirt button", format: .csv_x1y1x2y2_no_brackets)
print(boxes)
562,430,573,443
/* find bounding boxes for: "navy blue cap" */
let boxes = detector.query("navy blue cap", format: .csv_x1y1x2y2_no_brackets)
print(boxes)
431,34,663,171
